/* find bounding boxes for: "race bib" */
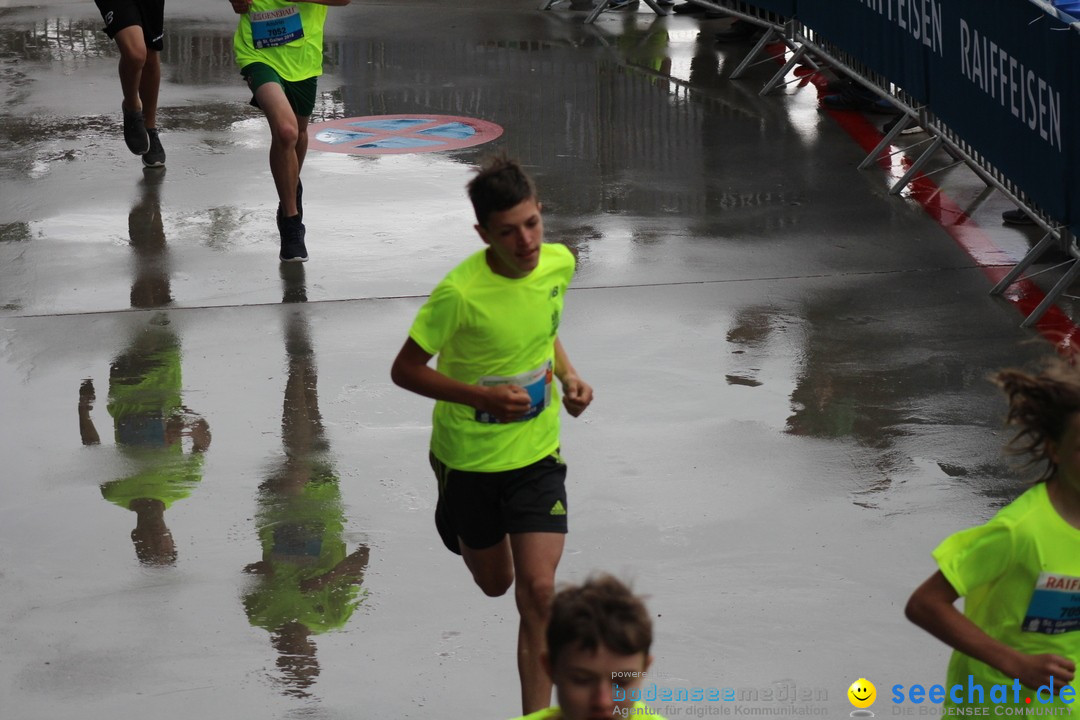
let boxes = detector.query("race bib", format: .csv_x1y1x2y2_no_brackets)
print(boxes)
475,360,553,424
1022,572,1080,634
250,6,304,49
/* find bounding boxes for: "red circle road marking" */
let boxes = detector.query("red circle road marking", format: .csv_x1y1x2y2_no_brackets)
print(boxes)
309,114,504,155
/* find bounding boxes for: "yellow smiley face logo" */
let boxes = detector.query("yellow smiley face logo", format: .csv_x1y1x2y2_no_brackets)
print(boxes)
848,678,876,709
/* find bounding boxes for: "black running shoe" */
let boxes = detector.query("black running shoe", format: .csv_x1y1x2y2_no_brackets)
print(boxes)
123,107,150,155
142,128,165,167
279,214,308,263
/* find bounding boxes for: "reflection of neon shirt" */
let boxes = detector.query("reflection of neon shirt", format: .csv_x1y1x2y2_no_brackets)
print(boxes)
233,0,328,82
103,328,202,508
408,244,574,472
933,483,1080,708
101,448,203,509
510,702,666,719
243,466,364,633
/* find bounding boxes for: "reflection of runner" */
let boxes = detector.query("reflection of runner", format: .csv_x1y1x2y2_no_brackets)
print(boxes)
128,168,172,308
79,317,210,566
93,0,167,166
229,0,352,263
906,365,1080,710
243,310,368,698
392,158,593,714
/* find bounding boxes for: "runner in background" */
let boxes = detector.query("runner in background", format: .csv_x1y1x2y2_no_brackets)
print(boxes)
229,0,351,263
93,0,167,166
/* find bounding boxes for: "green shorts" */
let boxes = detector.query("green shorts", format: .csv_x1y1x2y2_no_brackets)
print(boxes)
240,62,317,118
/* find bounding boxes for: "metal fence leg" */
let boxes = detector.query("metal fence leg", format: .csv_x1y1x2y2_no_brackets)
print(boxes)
729,27,778,80
859,115,910,170
584,0,608,23
1021,259,1080,328
989,232,1058,295
760,44,806,95
640,0,670,15
889,136,943,195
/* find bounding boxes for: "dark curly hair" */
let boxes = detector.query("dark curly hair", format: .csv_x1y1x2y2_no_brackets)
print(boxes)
995,362,1080,482
547,575,652,666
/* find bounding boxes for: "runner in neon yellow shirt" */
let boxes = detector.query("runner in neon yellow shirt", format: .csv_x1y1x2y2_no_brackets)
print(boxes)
229,0,351,262
506,576,668,720
907,366,1080,709
79,321,211,566
392,158,593,714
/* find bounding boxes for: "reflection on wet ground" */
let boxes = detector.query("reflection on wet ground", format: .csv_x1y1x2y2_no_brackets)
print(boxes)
244,308,369,699
0,1,1070,717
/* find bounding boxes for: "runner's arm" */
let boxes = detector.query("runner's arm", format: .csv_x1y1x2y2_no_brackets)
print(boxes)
391,337,531,421
905,570,1075,692
554,337,592,417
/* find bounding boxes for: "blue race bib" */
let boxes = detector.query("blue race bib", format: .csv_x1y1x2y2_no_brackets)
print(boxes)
250,6,304,49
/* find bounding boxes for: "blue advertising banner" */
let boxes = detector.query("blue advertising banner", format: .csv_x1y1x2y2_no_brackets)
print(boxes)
1068,29,1080,237
796,0,935,102
927,0,1075,223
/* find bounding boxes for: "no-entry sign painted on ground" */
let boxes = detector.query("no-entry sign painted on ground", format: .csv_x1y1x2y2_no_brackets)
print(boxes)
309,114,504,155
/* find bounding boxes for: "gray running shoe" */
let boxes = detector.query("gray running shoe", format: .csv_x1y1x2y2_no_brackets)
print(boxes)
142,128,165,167
123,107,150,155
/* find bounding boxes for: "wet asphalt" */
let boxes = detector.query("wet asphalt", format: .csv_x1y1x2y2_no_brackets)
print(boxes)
0,0,1071,718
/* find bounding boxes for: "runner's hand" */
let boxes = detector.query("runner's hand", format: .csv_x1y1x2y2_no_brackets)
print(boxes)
480,384,532,422
1008,653,1075,693
229,0,252,14
561,375,593,417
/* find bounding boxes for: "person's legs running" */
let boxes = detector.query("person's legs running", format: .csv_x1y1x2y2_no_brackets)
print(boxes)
460,537,514,597
511,532,565,713
139,49,161,130
114,25,148,114
113,25,150,154
255,82,302,219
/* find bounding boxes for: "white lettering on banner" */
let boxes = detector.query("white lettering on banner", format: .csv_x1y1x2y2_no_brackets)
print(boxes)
958,18,1063,152
855,0,944,56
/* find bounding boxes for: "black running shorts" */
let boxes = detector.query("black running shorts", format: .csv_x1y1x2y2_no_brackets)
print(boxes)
94,0,165,52
431,451,568,555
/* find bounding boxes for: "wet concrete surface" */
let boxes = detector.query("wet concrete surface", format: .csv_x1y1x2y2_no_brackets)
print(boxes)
0,1,1071,718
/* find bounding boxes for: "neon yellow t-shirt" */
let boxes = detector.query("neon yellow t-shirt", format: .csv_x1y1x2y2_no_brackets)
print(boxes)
101,448,203,510
104,327,203,508
233,0,328,82
244,466,365,633
510,702,667,719
409,243,574,472
933,482,1080,709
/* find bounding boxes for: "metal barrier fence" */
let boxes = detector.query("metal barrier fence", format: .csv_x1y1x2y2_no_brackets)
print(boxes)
542,0,1080,326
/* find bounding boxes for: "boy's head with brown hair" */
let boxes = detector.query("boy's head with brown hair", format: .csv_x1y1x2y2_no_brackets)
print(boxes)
467,155,538,230
542,575,654,720
467,156,545,279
